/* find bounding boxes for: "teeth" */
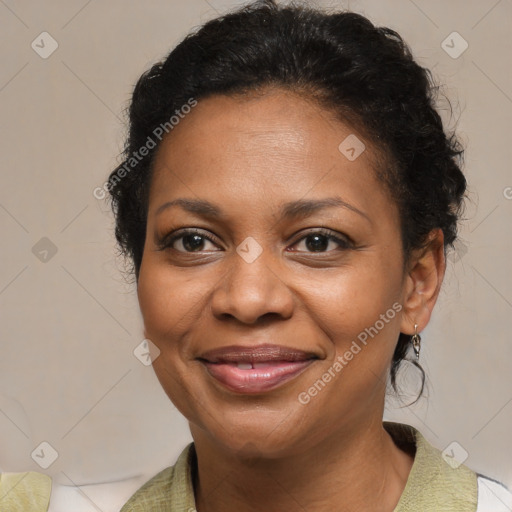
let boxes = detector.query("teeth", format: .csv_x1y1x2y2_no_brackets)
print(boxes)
237,363,253,370
252,362,270,369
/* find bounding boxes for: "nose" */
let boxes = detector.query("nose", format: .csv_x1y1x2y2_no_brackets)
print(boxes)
210,246,294,325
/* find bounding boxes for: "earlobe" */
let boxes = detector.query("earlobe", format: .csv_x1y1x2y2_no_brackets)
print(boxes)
400,229,446,335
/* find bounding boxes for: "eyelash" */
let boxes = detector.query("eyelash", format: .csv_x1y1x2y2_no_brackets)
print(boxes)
157,228,353,254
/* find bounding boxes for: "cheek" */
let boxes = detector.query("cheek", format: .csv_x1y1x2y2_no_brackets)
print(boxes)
300,260,403,344
294,272,402,422
137,259,209,418
137,256,207,338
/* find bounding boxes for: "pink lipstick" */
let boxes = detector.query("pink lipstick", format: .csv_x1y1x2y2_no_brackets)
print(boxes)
198,344,317,394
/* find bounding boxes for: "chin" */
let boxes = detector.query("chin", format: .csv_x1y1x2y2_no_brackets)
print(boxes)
193,407,309,459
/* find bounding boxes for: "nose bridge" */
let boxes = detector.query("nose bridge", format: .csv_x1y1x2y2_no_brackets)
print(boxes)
210,240,294,323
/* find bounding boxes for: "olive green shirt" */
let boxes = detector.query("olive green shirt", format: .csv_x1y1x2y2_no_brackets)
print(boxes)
0,471,52,512
120,421,479,511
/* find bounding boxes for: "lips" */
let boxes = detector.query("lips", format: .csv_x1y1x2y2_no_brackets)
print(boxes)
197,344,318,394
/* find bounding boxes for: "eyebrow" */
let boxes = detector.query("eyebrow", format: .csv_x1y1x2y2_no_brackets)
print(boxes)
155,197,371,223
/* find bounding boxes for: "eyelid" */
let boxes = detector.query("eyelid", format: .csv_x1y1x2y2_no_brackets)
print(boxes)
288,227,353,251
157,226,353,253
156,228,221,251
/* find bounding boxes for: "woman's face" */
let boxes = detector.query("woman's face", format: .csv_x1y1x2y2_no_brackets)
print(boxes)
137,89,413,457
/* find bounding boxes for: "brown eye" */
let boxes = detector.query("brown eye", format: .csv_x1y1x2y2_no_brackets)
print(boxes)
290,229,352,253
158,229,220,253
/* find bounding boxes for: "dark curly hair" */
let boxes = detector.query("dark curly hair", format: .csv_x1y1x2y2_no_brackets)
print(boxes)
106,0,466,402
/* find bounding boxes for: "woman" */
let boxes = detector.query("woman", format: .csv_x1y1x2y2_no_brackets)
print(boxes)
102,1,511,511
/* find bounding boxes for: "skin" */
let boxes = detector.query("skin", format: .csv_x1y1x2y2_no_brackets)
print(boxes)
137,88,446,512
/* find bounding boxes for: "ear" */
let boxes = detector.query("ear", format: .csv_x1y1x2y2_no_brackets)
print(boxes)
400,228,446,335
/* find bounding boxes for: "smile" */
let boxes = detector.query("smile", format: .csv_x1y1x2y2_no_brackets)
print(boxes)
197,344,318,394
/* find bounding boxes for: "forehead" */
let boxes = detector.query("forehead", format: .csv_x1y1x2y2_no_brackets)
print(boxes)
148,89,393,221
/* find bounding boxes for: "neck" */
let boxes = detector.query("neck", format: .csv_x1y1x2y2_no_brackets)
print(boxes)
191,417,414,512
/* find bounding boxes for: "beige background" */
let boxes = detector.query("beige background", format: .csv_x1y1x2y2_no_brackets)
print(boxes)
1,0,511,510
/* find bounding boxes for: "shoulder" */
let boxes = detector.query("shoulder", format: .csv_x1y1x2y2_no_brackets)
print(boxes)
120,443,196,512
384,421,512,512
120,466,176,512
384,421,479,510
0,471,52,511
476,474,512,511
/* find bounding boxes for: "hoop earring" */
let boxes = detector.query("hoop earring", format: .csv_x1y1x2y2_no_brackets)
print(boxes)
411,324,421,361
